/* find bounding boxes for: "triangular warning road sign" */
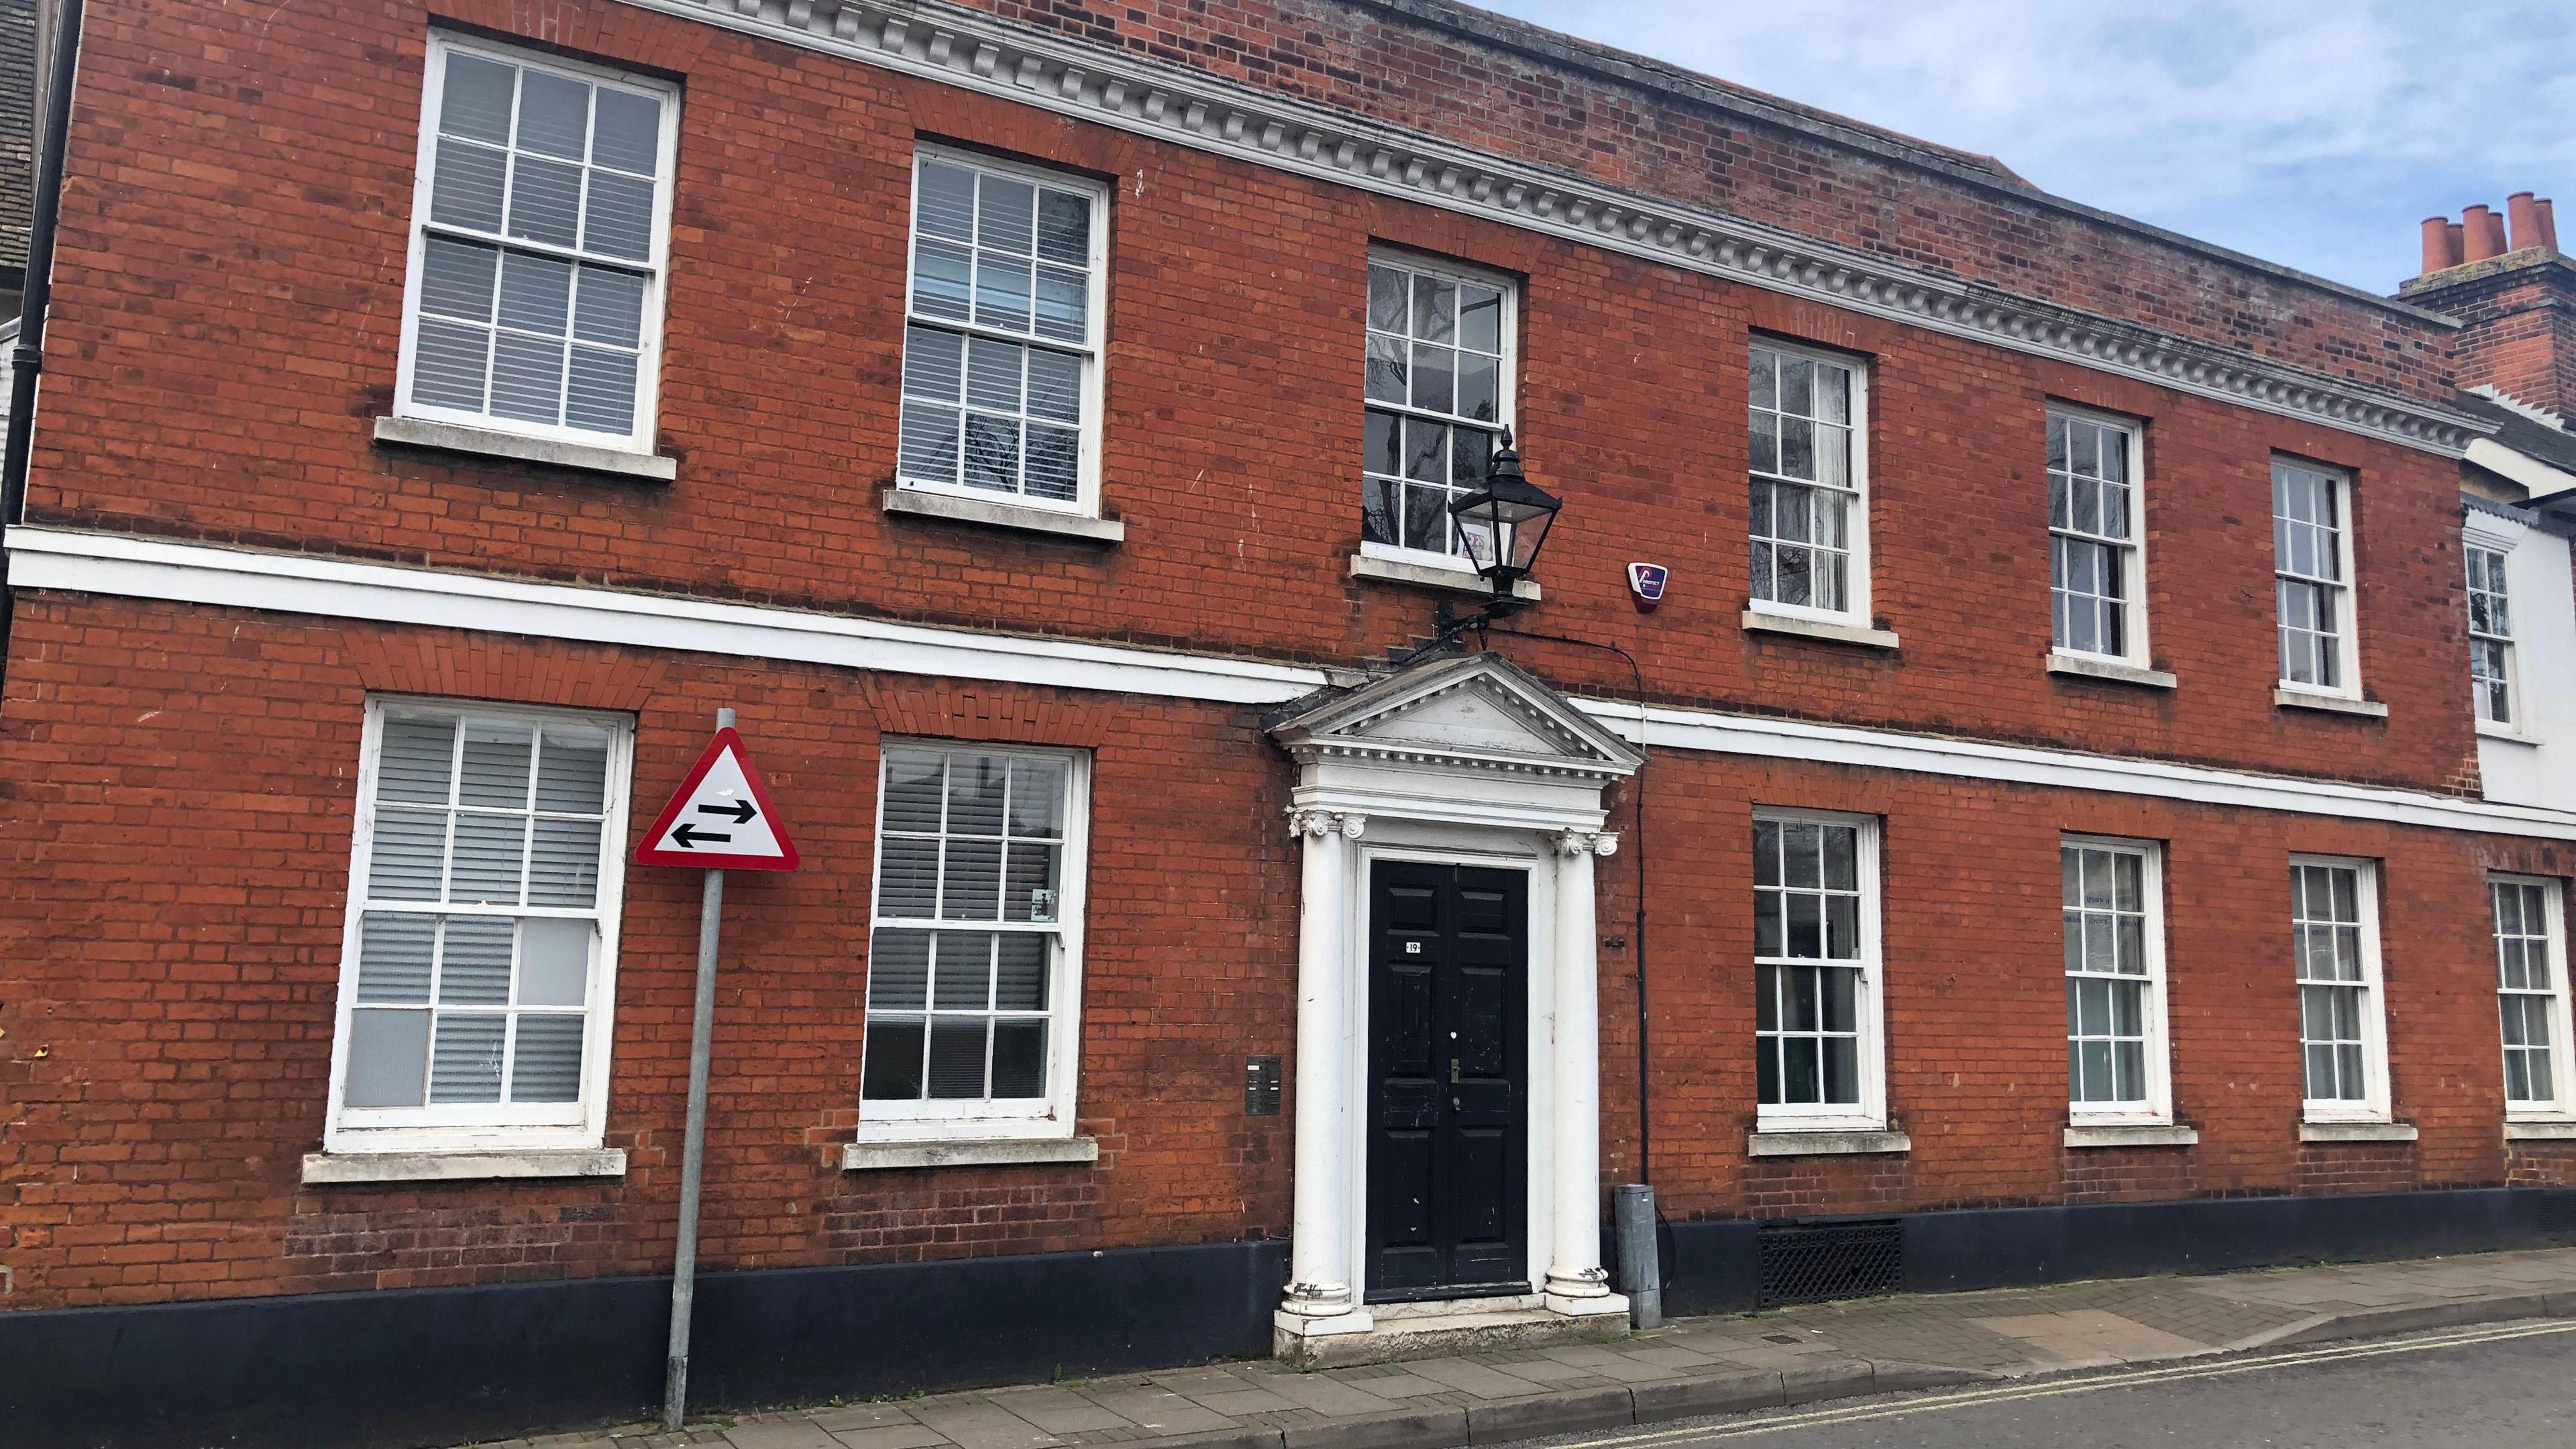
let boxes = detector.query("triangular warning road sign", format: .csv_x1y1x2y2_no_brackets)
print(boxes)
636,727,800,870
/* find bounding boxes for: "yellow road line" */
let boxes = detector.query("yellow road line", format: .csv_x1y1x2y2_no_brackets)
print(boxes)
1549,1318,2576,1446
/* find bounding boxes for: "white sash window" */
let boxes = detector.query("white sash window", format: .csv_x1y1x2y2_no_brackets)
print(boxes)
396,36,678,453
859,743,1090,1140
325,700,634,1152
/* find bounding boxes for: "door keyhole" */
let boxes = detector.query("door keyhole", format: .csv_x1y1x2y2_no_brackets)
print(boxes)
1450,1058,1461,1083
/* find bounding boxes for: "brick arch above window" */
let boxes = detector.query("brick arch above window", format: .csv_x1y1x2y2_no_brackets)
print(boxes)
853,678,1123,747
428,1,716,78
339,626,670,713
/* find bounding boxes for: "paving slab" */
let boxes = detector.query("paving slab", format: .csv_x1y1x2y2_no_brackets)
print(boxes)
905,1401,1059,1449
826,1428,954,1449
724,1422,847,1449
982,1390,1133,1437
1076,1389,1234,1438
1401,1357,1554,1399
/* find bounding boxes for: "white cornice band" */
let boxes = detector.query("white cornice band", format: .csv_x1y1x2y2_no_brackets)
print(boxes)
2,529,1324,705
13,528,2576,842
1577,699,2576,844
616,0,2488,457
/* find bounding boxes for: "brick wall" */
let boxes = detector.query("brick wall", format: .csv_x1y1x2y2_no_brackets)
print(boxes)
23,0,2480,796
0,596,1295,1307
3,594,2565,1311
1583,748,2576,1222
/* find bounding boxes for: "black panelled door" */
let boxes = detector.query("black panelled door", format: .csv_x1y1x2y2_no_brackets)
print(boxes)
1364,861,1529,1301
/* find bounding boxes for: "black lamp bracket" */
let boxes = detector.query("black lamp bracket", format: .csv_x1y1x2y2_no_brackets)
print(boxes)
1394,590,1531,666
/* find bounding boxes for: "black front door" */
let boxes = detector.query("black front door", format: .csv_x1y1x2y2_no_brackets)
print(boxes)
1364,861,1528,1301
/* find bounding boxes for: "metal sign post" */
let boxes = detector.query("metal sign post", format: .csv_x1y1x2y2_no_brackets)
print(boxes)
638,710,800,1432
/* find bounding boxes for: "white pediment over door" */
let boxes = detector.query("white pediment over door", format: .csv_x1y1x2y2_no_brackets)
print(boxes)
1269,651,1644,784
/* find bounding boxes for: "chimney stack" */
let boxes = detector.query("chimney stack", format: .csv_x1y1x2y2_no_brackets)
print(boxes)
2400,191,2576,421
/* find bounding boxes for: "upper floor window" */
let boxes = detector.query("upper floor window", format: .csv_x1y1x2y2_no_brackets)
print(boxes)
897,151,1107,513
397,36,677,452
1752,810,1884,1132
327,699,634,1152
2273,460,2360,696
2290,857,2390,1123
2049,411,2148,664
2467,543,2517,727
2493,874,2571,1118
1748,342,1868,621
2063,837,2171,1123
861,743,1091,1140
1360,253,1515,566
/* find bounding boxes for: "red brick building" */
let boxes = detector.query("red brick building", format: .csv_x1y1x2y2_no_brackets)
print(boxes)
4,1,2575,1444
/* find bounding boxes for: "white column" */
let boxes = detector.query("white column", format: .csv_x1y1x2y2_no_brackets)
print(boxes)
1545,828,1625,1316
1281,807,1365,1325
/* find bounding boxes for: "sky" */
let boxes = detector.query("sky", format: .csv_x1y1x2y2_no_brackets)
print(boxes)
1473,0,2576,295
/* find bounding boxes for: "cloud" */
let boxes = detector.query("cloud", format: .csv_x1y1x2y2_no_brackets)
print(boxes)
1475,0,2576,291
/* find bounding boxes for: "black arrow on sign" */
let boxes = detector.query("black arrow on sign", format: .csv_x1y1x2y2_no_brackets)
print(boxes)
696,800,757,823
670,822,733,848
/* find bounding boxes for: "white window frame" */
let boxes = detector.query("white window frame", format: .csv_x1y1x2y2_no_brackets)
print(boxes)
1752,808,1888,1134
1746,338,1874,629
2273,458,2364,701
855,741,1092,1144
895,146,1110,517
321,696,637,1155
2464,531,2521,734
1358,247,1520,576
2290,855,2392,1124
2047,407,2151,669
393,32,681,455
2061,835,2172,1126
2493,873,2575,1122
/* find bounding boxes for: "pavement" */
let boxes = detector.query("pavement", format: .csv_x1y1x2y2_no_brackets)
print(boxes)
459,1247,2576,1449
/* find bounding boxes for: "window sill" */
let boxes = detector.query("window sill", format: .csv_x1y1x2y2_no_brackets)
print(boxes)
2478,721,2542,746
881,486,1125,543
1348,551,1541,600
2299,1120,2416,1142
841,1136,1100,1171
1740,609,1900,651
1745,1129,1911,1157
2047,653,2178,690
372,416,676,482
2274,688,2387,718
2063,1123,2198,1148
2504,1120,2576,1140
300,1147,627,1185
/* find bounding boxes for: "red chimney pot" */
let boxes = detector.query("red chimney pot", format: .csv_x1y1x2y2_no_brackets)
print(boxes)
2420,217,2453,274
2509,193,2543,252
2538,199,2559,252
2464,205,2504,262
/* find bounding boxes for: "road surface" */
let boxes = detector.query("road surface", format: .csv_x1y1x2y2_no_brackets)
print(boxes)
1519,1319,2576,1448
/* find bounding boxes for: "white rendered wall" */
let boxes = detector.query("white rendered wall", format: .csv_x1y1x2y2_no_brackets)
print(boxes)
2474,508,2576,812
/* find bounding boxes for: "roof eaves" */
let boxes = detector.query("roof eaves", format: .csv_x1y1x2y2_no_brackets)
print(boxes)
1358,0,2459,328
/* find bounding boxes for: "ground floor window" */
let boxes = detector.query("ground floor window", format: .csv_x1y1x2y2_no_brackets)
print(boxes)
2290,857,2389,1120
1753,809,1884,1131
326,698,633,1151
860,741,1089,1139
2493,874,2572,1116
2063,837,2170,1122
